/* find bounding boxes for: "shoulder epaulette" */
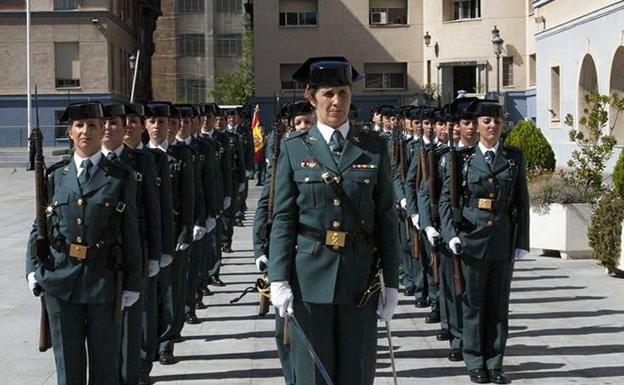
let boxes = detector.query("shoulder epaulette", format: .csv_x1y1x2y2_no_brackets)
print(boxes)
108,158,134,175
45,158,70,177
502,144,522,155
284,130,306,141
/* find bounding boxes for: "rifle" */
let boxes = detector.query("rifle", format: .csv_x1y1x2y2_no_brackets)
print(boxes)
411,138,429,259
28,86,52,352
428,145,440,285
448,126,464,296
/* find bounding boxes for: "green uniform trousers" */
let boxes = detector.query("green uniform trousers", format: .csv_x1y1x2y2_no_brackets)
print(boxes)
207,219,224,279
461,255,514,371
46,294,120,385
292,298,378,385
171,247,191,341
421,240,440,311
439,250,463,350
157,264,175,356
120,285,144,385
185,236,208,316
275,313,295,385
140,275,158,375
398,217,416,290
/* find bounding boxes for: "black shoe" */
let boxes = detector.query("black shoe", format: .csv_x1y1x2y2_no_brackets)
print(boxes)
448,349,463,362
210,277,226,287
488,369,510,384
138,373,153,385
222,244,233,253
185,313,200,325
468,369,490,384
404,286,416,296
436,329,451,341
425,310,440,323
196,299,208,309
201,285,214,296
159,352,178,365
415,297,430,308
234,219,244,227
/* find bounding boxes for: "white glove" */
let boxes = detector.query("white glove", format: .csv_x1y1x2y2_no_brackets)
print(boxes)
193,225,206,241
176,243,190,251
206,216,217,233
160,254,173,268
425,227,440,247
376,287,399,322
148,260,160,277
255,255,269,273
270,281,294,318
120,290,140,310
238,183,245,192
411,214,421,230
448,237,463,255
27,272,40,297
514,248,529,260
246,170,253,178
400,198,407,210
223,196,231,210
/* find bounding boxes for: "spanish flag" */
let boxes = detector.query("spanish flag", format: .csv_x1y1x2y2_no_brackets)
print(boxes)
252,105,264,163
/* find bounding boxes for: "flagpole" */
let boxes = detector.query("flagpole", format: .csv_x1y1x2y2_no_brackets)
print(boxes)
26,0,32,141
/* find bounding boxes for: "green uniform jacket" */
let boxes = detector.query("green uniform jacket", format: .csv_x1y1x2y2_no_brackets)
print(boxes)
417,144,449,232
405,139,431,217
212,131,234,199
185,141,206,226
268,126,400,305
392,136,417,202
25,157,141,302
235,124,256,172
194,135,219,217
439,146,530,259
167,142,194,245
146,148,175,256
119,145,162,262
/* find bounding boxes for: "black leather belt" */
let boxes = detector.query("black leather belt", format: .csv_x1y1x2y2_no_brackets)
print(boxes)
463,197,507,212
298,224,368,249
55,241,113,262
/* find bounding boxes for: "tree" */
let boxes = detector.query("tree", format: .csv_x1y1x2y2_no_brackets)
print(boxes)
212,12,255,104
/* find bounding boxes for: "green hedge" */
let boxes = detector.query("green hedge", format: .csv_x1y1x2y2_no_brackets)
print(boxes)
612,150,624,197
505,120,556,174
588,189,624,272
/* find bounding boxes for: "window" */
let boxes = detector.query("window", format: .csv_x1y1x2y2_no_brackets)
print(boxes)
55,42,80,88
177,79,206,103
444,0,480,21
177,34,206,57
280,64,305,90
529,54,536,86
364,63,407,90
550,66,560,122
502,56,513,87
176,0,205,13
54,0,78,10
216,0,242,14
369,1,408,25
216,34,242,56
279,0,318,27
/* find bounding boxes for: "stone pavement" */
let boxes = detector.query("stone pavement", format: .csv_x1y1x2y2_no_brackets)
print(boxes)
0,167,623,385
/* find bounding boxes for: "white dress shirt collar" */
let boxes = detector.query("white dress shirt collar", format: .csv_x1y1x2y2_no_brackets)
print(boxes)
136,142,144,150
73,151,102,176
317,120,350,144
101,144,124,158
478,141,500,156
176,135,192,145
148,139,169,152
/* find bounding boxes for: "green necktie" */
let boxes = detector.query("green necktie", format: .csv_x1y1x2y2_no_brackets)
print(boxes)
79,159,93,187
485,150,495,166
329,130,345,164
107,152,117,161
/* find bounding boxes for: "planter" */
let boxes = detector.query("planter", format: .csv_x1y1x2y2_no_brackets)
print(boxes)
529,203,593,259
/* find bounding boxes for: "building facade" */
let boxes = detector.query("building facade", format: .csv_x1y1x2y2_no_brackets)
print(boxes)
152,0,246,103
252,0,535,124
0,0,161,146
534,0,624,168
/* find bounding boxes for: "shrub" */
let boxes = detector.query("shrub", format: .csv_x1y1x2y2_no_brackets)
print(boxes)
613,150,624,198
529,171,586,214
505,120,556,176
588,189,624,272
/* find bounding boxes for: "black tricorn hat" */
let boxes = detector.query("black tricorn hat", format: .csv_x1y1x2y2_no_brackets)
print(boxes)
103,103,126,118
449,97,480,120
420,106,435,121
145,102,173,118
432,108,447,123
175,104,198,118
59,101,104,123
467,99,504,119
380,106,400,117
290,101,315,117
125,103,150,117
226,108,239,117
407,106,422,120
292,57,361,87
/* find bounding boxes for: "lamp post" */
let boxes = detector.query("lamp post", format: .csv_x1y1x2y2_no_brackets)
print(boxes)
491,25,504,95
128,50,140,102
424,31,431,47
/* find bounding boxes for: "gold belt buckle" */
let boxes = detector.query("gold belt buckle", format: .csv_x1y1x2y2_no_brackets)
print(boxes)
478,198,493,210
325,230,347,249
69,244,88,261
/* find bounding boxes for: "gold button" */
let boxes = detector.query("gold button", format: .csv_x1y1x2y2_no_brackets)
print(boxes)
332,221,341,228
364,178,370,184
488,178,494,184
332,245,340,251
76,236,82,243
76,218,82,225
486,220,493,227
489,193,495,198
105,202,110,208
77,198,83,206
333,199,341,207
304,177,311,183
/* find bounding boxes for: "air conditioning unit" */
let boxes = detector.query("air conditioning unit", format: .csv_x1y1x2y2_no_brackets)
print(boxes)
371,12,388,25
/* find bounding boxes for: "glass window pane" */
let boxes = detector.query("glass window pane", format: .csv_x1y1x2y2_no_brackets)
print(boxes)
286,13,298,26
279,13,286,26
365,74,383,89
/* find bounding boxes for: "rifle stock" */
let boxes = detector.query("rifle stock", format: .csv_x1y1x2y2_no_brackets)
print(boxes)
449,128,464,296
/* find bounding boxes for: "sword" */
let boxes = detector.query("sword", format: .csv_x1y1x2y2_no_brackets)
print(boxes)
287,314,335,385
379,273,399,385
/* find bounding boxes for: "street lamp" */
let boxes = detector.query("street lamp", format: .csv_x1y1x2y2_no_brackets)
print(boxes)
491,25,504,95
424,31,432,47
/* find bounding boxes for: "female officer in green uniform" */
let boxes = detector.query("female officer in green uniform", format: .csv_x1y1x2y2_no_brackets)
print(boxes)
439,100,529,384
26,101,141,385
268,57,400,385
